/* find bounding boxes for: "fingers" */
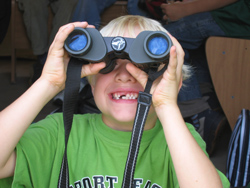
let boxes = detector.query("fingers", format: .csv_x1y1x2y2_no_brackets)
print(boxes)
159,36,184,95
49,22,89,54
168,34,184,76
49,24,74,56
42,22,99,86
151,41,183,107
81,62,106,78
126,34,184,90
87,24,95,29
166,46,178,80
164,45,182,88
126,63,149,88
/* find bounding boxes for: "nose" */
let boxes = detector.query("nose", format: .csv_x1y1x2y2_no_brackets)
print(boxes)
115,59,136,83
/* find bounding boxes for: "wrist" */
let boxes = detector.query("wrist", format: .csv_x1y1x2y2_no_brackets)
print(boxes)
155,103,180,117
33,77,63,102
155,103,185,129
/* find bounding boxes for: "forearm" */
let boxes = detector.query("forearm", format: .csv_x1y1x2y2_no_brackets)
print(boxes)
156,104,222,188
0,78,60,169
182,0,238,17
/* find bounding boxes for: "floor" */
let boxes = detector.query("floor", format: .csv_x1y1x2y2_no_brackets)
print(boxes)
0,56,236,186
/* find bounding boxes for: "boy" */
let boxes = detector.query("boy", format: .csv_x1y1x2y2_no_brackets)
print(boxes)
0,15,229,187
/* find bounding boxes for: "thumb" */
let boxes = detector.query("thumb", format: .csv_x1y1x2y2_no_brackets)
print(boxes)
81,62,106,78
126,63,148,89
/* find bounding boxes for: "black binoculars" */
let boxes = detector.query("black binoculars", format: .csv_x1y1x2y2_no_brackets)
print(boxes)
64,27,173,74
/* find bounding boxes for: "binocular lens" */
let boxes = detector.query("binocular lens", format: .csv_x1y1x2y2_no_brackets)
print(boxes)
68,32,88,51
147,36,169,56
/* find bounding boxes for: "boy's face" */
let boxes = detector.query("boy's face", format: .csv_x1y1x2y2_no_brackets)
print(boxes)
91,26,157,131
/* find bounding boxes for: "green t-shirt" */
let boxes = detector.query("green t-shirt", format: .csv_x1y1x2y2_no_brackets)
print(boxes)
211,0,250,39
0,113,230,187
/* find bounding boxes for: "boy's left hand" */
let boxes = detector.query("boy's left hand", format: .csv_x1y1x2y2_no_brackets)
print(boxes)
127,34,184,108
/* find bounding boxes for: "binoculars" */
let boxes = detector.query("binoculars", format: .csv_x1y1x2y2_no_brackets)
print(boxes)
64,27,173,74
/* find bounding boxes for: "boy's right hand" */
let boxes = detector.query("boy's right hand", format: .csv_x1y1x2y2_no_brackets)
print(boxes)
39,22,105,93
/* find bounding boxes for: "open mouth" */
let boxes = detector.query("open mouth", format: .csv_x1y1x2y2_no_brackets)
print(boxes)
112,92,138,100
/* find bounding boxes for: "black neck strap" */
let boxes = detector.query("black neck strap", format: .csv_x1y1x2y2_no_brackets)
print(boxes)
121,65,167,188
58,58,167,188
58,58,84,188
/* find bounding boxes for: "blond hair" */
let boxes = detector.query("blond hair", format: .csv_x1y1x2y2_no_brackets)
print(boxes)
88,15,191,84
100,15,165,37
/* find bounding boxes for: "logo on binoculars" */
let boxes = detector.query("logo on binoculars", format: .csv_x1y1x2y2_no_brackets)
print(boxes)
111,37,126,52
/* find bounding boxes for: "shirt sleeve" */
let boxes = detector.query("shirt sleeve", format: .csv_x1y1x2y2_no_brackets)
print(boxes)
12,113,64,187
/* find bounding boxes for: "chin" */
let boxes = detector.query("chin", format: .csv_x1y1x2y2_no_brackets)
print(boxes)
102,110,137,128
112,112,136,123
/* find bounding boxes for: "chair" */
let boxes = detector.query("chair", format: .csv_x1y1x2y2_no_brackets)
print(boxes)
10,0,128,83
205,36,250,130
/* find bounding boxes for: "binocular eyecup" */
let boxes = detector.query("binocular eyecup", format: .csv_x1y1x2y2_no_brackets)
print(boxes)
64,27,172,74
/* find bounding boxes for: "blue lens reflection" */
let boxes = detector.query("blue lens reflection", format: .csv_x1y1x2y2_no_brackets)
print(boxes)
147,36,168,55
68,34,87,51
